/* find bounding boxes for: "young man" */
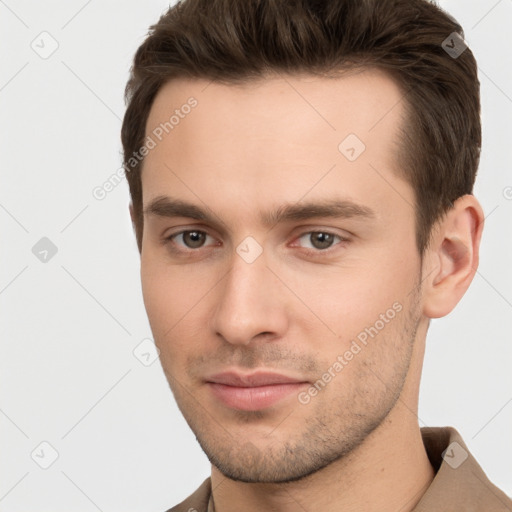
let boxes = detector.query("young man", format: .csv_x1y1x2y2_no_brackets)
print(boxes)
121,0,512,510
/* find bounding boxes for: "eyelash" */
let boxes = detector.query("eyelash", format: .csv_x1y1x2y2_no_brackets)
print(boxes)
163,229,349,257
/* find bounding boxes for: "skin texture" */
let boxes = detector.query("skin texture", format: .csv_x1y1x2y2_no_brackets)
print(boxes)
133,68,484,512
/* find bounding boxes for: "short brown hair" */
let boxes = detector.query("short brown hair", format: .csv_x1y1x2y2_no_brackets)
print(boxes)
121,0,481,255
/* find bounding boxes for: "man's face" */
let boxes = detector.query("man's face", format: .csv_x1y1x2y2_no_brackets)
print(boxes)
139,69,425,483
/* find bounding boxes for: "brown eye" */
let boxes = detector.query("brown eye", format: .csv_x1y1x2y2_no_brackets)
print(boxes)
181,231,207,248
166,230,214,251
298,231,341,251
309,232,335,250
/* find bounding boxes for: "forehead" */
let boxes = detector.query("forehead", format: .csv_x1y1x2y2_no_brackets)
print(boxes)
145,67,406,139
141,69,411,224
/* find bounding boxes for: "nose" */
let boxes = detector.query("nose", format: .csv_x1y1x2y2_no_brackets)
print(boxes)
209,246,289,346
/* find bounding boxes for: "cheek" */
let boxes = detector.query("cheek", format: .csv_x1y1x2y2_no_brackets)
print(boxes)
284,254,413,327
140,255,216,360
278,251,419,368
141,255,200,323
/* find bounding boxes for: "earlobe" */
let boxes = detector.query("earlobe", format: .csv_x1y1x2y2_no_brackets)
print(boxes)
422,195,484,319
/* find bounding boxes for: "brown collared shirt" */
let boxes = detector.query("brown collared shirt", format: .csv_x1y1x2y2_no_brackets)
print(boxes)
167,426,512,511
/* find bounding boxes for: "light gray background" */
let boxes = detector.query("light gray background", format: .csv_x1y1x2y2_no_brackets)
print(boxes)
1,0,511,510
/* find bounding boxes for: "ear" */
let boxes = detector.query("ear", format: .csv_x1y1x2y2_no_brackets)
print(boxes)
421,195,484,318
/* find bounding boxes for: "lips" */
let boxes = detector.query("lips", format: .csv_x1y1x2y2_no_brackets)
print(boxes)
204,370,310,411
205,371,307,387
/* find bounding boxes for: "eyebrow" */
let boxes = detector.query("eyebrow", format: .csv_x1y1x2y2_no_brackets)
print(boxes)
143,195,376,230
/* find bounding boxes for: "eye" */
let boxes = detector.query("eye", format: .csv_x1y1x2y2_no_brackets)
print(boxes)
165,230,217,251
294,231,348,253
